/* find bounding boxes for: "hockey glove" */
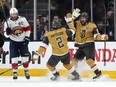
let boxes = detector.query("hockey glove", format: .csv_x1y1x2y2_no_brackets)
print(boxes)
72,8,80,19
101,34,109,40
33,51,40,61
6,27,11,35
24,36,30,45
64,13,73,23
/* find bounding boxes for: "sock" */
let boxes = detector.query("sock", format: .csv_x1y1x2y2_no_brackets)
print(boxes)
91,64,101,75
12,63,18,73
51,69,59,76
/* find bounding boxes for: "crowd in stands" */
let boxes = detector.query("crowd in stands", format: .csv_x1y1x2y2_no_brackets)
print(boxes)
0,0,115,41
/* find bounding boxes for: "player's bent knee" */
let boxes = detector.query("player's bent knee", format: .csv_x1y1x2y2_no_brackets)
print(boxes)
63,63,73,70
46,63,55,71
11,57,19,63
71,58,78,68
86,58,95,67
22,57,29,63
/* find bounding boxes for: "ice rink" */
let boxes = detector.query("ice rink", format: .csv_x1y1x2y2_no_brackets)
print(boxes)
0,75,116,82
0,76,116,87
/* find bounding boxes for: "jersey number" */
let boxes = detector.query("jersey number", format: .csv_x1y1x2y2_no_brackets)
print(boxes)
56,37,64,48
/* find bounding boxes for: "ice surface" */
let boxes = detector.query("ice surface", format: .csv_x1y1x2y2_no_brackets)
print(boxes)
0,76,116,87
0,75,115,82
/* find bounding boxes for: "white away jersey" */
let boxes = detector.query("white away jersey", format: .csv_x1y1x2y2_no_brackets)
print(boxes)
4,16,31,42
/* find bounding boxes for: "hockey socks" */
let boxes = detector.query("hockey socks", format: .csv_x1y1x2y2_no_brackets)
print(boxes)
68,67,80,80
51,69,60,81
91,64,102,79
24,69,30,79
13,72,18,80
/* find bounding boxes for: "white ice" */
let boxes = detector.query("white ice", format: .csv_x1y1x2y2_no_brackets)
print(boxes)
0,75,116,87
0,75,116,82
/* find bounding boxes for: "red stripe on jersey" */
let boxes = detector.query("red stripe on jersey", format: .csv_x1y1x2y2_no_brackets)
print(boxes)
40,46,46,50
91,64,96,68
24,26,31,31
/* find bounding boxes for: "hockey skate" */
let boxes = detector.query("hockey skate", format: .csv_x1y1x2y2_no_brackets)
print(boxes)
13,72,18,80
93,73,102,79
24,70,30,79
93,71,104,81
71,70,80,80
50,72,60,81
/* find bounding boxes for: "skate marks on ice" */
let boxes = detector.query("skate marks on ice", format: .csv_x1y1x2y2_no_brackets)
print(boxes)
0,76,81,82
0,75,115,82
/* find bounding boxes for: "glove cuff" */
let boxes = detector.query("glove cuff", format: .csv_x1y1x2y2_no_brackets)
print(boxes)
6,27,11,35
33,52,40,59
33,54,39,59
35,51,40,55
101,34,108,40
64,17,73,23
72,13,80,20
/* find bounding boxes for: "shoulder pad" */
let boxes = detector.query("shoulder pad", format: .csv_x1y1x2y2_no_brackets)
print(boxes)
91,23,97,28
44,32,49,36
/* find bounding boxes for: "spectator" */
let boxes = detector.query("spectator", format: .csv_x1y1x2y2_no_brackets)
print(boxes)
44,25,48,34
37,18,45,41
96,20,105,34
107,10,114,40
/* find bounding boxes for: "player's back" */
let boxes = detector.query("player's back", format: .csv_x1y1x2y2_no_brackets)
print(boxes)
45,28,69,55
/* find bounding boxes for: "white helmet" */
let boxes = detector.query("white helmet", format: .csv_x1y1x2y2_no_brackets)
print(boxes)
9,8,18,15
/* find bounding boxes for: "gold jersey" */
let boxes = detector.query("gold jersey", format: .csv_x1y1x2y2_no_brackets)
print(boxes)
45,28,69,55
74,21,97,44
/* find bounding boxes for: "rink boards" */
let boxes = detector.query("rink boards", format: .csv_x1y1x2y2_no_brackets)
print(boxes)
0,41,116,78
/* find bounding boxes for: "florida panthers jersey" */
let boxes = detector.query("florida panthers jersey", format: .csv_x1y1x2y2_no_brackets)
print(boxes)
4,16,31,42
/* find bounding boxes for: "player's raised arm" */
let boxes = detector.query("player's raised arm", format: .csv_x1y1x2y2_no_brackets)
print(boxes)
33,36,49,61
64,8,80,31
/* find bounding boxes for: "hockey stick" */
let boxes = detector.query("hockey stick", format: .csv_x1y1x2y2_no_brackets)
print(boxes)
0,59,33,75
0,63,23,75
103,4,107,66
0,1,9,27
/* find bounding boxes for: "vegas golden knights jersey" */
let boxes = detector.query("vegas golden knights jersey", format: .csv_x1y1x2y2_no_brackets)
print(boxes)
44,28,69,55
74,21,97,44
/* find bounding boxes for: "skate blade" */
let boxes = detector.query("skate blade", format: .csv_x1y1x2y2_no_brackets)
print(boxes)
68,76,82,82
50,76,60,81
93,75,109,81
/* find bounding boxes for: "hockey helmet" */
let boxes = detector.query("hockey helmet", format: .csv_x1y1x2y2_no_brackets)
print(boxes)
9,8,18,15
80,12,89,19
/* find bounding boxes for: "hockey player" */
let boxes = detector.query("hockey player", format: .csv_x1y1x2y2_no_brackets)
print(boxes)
64,8,108,80
4,8,31,80
33,19,80,81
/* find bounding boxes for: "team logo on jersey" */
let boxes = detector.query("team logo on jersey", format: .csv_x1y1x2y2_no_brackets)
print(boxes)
18,21,23,26
85,27,90,30
12,26,23,36
80,29,86,38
